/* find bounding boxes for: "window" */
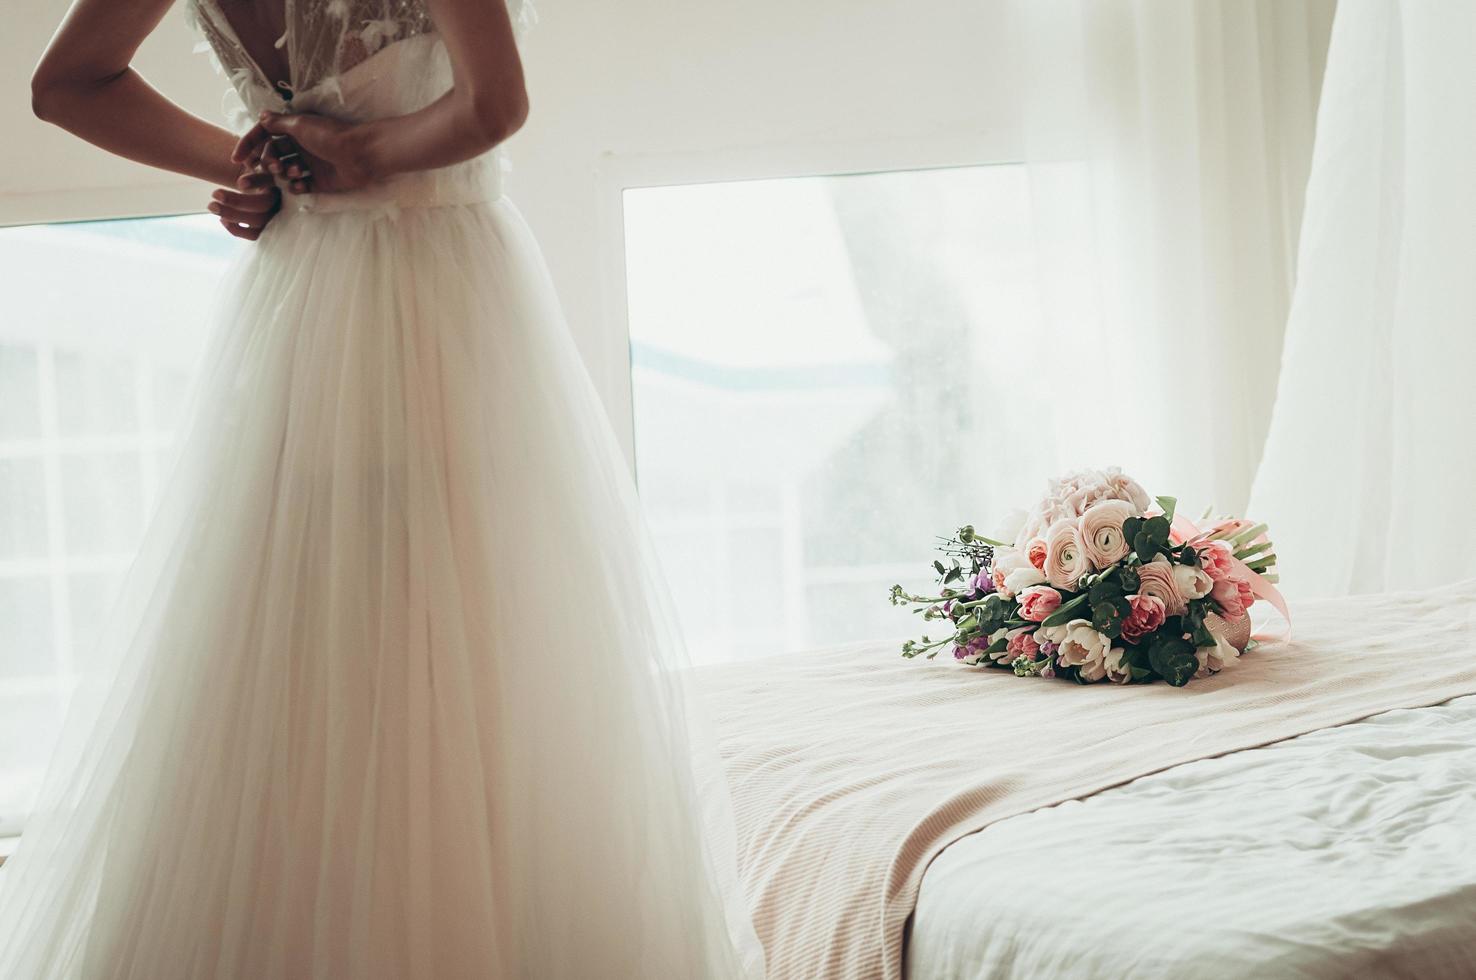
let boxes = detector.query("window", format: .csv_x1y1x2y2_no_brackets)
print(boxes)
0,214,239,836
624,165,1060,664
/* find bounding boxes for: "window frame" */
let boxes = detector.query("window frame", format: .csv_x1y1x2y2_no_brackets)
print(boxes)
590,133,1020,471
0,179,208,231
0,205,220,846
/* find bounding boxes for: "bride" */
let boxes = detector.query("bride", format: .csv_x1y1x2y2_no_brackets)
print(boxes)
3,0,764,977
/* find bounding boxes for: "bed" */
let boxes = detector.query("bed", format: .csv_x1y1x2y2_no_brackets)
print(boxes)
908,694,1476,979
701,580,1476,979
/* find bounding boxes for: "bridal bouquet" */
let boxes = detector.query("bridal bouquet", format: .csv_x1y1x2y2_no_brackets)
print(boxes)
889,469,1287,686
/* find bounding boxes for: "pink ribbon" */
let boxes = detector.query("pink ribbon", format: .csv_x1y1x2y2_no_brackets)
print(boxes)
1169,514,1291,640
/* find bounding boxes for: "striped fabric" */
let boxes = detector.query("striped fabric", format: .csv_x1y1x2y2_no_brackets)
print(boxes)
700,580,1476,980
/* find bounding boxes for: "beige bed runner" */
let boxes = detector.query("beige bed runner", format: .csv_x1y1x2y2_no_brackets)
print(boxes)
700,580,1476,980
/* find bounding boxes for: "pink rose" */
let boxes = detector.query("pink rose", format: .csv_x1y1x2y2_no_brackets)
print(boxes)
1079,499,1135,568
1211,576,1256,621
1119,593,1167,643
1026,538,1048,571
1043,520,1091,591
1017,585,1063,622
1134,560,1187,617
1195,540,1236,582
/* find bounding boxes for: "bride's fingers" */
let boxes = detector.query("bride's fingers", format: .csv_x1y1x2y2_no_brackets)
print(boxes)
209,201,271,226
272,136,307,179
219,217,264,241
259,135,299,176
209,186,282,236
259,138,283,175
232,122,272,164
210,188,278,218
236,169,275,192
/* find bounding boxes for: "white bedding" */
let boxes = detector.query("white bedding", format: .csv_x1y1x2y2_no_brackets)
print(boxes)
908,694,1476,979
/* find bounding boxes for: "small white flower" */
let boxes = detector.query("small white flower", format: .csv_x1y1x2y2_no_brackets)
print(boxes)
1195,633,1240,678
1003,566,1047,596
1171,563,1214,600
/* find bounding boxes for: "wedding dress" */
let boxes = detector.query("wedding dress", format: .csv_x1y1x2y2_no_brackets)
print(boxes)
0,2,764,977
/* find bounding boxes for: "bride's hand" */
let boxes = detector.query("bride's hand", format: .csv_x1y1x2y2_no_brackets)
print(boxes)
208,166,282,241
233,111,375,195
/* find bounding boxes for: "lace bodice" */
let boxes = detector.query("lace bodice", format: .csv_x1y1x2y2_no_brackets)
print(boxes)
186,0,535,210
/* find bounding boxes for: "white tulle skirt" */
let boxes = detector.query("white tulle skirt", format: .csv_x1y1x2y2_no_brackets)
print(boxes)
0,195,763,980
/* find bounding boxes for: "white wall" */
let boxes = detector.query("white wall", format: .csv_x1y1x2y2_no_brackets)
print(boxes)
1,0,1016,455
0,3,222,225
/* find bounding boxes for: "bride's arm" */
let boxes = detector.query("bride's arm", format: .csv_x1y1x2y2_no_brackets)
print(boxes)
31,0,244,187
238,0,528,190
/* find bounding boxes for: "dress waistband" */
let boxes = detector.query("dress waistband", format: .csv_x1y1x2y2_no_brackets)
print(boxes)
279,164,501,216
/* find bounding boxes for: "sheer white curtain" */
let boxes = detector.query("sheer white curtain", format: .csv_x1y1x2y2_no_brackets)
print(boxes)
1008,0,1334,515
1249,0,1476,597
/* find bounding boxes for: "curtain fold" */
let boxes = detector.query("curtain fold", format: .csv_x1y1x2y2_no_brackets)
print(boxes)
1009,0,1334,515
1248,0,1476,597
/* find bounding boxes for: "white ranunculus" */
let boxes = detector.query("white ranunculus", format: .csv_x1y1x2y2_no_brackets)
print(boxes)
1003,566,1047,596
1171,564,1214,601
991,547,1032,577
990,547,1033,598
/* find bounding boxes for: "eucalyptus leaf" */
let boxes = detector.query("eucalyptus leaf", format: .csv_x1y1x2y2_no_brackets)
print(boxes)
1092,601,1124,638
1134,530,1157,563
1164,653,1199,687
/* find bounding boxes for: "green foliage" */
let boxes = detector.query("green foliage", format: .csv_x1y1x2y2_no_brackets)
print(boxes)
1085,566,1131,637
1129,514,1172,563
1091,600,1128,637
1118,562,1140,592
976,594,1011,634
1184,598,1216,648
1040,591,1090,628
1146,633,1199,687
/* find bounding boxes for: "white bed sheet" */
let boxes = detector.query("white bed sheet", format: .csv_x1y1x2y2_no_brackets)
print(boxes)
907,694,1476,979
